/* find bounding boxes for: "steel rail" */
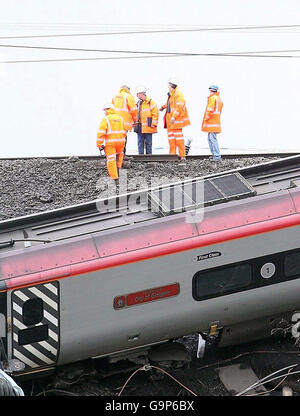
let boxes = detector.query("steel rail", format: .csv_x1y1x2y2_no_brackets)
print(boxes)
0,153,299,162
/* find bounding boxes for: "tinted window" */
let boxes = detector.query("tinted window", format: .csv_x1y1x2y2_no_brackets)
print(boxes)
284,252,300,277
23,298,43,326
193,264,252,300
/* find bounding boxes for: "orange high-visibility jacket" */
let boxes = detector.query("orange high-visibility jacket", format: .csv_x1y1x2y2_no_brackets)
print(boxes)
112,88,138,132
201,92,223,133
136,97,159,134
162,87,190,130
97,109,126,148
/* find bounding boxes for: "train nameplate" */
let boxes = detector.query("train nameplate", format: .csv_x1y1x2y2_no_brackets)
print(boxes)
113,283,180,310
194,251,222,262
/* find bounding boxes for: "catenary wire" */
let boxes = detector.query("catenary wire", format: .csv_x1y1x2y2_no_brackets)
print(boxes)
0,43,300,57
0,43,195,55
0,24,300,39
2,52,300,64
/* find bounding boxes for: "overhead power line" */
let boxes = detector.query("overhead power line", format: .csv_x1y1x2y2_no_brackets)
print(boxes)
0,43,186,55
0,43,300,57
0,24,299,39
0,43,300,62
2,51,300,64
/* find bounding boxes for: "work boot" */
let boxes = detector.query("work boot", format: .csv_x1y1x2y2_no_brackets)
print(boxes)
113,179,119,194
178,157,186,166
213,159,222,169
111,177,119,189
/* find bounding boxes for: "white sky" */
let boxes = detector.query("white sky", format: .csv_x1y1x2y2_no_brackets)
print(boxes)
0,0,299,157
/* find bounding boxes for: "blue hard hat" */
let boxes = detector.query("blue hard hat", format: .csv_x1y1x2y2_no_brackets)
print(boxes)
209,85,219,91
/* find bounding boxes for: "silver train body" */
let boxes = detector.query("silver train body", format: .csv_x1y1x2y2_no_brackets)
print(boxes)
1,155,300,378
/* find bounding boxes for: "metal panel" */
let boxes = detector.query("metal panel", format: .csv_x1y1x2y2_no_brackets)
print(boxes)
30,209,155,240
149,184,194,214
196,190,295,234
210,172,256,199
94,216,198,257
148,173,255,216
203,180,226,204
289,187,300,213
0,235,99,279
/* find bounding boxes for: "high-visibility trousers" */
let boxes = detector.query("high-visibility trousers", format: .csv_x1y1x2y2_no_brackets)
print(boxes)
105,142,125,179
167,128,185,158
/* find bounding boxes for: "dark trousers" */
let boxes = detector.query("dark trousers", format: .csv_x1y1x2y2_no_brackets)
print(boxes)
123,135,127,155
137,133,152,154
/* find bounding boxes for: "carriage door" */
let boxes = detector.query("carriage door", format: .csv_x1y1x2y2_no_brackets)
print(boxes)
11,281,60,371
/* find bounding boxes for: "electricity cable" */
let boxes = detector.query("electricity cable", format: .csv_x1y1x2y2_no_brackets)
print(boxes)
236,368,300,396
0,43,193,55
0,23,299,39
235,364,299,396
118,364,198,396
0,43,300,57
2,52,300,64
244,367,294,396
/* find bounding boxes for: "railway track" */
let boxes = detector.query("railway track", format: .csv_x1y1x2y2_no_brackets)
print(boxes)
0,152,299,162
126,153,300,162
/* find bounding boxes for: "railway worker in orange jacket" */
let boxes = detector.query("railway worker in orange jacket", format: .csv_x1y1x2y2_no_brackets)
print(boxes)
159,78,190,161
134,86,159,154
201,85,223,162
112,83,138,155
97,103,126,182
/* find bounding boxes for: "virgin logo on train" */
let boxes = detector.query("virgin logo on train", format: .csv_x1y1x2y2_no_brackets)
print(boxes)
113,283,180,310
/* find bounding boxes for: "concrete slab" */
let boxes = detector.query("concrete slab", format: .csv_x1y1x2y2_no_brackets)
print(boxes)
218,364,269,396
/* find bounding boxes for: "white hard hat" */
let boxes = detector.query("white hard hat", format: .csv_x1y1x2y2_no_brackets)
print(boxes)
103,103,114,110
168,77,178,86
120,82,131,90
136,85,147,94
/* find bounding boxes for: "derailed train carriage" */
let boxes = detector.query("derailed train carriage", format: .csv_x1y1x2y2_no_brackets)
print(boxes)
1,155,300,380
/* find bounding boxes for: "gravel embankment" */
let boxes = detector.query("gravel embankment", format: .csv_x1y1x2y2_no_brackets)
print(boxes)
0,156,278,220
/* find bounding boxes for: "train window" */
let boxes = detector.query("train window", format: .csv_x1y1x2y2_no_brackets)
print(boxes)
284,252,300,277
193,263,252,300
23,298,43,326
